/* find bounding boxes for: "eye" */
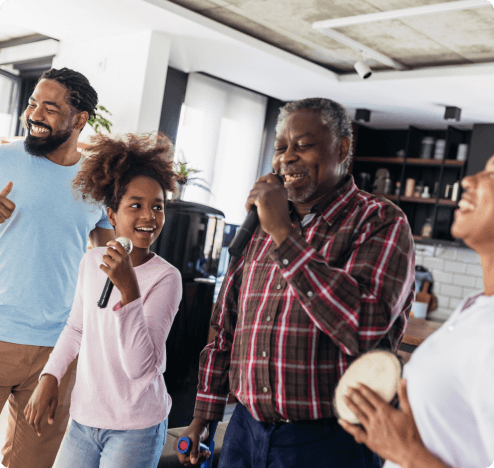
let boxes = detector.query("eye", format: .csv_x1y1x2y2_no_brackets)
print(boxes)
154,204,164,211
130,203,141,208
274,146,287,152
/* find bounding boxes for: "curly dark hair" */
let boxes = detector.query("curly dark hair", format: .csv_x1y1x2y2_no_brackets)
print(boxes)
39,68,98,119
73,133,176,212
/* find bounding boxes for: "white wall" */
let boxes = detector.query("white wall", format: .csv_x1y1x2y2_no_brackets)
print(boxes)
415,244,483,322
52,30,171,139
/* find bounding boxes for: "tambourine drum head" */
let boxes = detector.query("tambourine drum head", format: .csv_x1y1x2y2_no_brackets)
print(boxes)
334,350,402,425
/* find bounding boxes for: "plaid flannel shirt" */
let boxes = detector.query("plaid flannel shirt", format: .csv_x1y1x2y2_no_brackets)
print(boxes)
194,176,415,423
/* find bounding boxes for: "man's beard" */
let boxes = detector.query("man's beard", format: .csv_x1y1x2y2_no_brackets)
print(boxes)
24,122,72,157
286,181,317,203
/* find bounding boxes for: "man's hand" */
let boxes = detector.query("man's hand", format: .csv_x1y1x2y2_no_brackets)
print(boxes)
101,240,140,306
24,374,59,436
174,417,211,466
0,181,15,224
338,380,425,466
246,173,293,246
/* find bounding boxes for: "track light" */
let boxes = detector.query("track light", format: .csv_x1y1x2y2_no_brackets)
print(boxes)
355,109,371,122
354,60,372,79
444,106,461,122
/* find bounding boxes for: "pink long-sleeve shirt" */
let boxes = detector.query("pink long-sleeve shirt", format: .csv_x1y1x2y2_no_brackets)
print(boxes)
41,247,182,430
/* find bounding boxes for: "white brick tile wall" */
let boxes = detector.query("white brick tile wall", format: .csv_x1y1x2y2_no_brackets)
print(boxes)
432,270,453,284
439,284,464,298
433,247,457,260
413,244,484,322
456,249,481,264
443,260,467,274
449,298,462,309
466,264,483,277
452,273,477,288
423,257,444,270
463,287,481,296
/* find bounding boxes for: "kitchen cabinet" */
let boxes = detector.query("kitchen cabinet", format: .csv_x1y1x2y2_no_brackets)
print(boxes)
351,123,478,246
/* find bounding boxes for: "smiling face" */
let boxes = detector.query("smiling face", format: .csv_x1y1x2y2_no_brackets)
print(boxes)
24,79,81,157
451,155,494,251
107,175,165,255
272,109,350,205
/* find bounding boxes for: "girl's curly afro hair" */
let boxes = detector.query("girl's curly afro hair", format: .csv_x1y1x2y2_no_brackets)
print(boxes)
73,132,177,212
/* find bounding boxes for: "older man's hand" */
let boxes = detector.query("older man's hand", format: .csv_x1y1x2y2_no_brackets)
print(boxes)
246,173,293,246
338,379,425,467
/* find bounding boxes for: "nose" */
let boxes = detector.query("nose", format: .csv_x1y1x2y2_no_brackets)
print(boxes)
27,106,44,123
142,207,155,220
276,146,300,169
461,174,475,190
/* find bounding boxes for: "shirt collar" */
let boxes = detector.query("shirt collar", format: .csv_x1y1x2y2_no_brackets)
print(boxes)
295,175,358,227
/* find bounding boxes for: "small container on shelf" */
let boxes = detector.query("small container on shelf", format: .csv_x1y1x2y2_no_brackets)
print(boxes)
421,186,431,198
421,218,433,238
395,181,401,196
384,177,393,194
456,144,468,161
433,139,446,160
405,178,416,197
420,137,435,159
451,181,460,202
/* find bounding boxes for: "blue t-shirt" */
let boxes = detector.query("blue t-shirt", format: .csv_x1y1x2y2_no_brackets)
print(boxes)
0,141,112,346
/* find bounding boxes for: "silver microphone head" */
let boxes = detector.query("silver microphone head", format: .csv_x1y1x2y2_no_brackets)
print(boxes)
115,236,133,253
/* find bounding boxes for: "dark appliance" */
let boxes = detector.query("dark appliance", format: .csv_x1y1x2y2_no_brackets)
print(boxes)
151,200,225,428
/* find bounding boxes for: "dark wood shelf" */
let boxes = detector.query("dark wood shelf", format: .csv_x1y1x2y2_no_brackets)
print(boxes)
379,194,457,206
355,156,465,167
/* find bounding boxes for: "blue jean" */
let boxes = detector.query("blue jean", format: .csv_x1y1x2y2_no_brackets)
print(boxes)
218,403,381,468
52,418,167,468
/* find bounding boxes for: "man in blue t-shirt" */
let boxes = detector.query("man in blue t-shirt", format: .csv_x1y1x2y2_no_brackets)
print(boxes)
0,68,114,468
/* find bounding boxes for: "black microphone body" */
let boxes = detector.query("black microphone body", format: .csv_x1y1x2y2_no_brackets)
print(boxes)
97,236,133,309
228,174,284,258
97,278,114,308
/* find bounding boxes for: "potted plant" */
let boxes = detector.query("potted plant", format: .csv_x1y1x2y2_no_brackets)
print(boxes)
173,151,211,200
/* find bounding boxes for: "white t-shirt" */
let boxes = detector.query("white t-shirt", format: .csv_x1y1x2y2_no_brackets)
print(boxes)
385,293,494,468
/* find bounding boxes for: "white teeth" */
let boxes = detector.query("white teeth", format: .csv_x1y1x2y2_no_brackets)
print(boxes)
136,227,154,231
284,174,306,181
31,126,49,133
458,199,474,212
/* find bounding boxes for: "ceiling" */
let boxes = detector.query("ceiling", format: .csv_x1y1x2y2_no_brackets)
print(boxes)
166,0,494,73
1,0,494,129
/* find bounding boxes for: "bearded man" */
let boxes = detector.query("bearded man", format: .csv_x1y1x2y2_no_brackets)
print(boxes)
0,68,114,468
176,98,415,468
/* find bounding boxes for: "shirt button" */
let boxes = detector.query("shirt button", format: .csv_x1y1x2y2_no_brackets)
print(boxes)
307,291,314,298
282,259,289,265
262,351,267,357
448,325,454,331
263,387,268,393
276,284,282,290
266,316,271,322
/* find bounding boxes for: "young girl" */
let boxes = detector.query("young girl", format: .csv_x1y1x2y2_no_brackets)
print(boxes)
24,133,182,468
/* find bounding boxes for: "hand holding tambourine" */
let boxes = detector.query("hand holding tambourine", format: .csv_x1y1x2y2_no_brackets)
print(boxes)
334,350,403,424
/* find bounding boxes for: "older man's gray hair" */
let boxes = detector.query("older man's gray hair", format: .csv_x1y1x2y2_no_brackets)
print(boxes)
276,97,353,173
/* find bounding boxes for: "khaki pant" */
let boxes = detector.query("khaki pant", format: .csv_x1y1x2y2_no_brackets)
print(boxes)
0,341,77,468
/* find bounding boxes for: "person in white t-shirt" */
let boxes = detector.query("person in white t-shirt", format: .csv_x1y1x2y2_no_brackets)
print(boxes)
339,155,494,468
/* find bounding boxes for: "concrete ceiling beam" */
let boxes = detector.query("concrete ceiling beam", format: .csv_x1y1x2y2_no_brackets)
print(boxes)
312,0,492,29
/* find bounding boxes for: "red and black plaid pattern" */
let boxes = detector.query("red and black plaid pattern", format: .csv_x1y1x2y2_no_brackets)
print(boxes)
195,177,415,423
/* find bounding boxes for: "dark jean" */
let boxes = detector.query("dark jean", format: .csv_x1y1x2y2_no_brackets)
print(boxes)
218,403,381,468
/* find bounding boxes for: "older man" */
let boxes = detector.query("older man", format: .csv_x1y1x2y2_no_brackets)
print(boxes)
176,97,415,467
0,68,114,468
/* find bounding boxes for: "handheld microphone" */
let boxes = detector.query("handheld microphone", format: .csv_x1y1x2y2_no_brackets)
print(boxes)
228,173,284,258
97,236,133,308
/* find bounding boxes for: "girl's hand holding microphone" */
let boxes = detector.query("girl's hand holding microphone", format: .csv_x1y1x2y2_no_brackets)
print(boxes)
101,238,140,307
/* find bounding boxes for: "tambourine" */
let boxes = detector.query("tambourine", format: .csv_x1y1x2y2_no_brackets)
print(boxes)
333,350,403,425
